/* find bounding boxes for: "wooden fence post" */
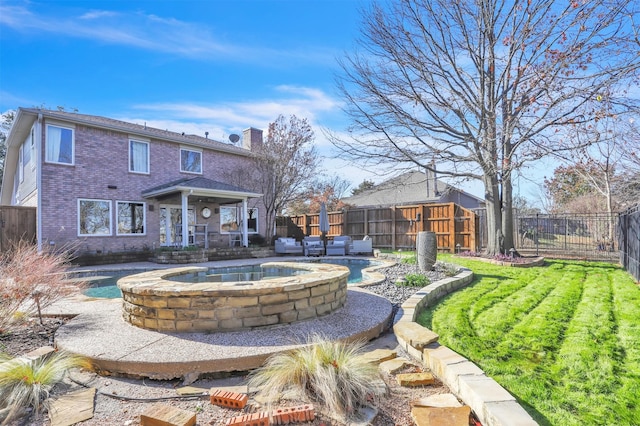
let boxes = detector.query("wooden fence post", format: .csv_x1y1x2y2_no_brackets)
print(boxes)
392,206,397,250
449,203,456,253
364,209,369,236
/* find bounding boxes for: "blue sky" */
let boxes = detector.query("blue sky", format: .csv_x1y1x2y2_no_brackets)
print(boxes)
0,0,509,199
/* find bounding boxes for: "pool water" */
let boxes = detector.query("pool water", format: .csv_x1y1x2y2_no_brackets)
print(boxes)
82,259,375,299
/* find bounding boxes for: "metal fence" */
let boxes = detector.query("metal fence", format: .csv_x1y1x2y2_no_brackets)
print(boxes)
473,209,621,261
515,212,619,261
618,205,640,282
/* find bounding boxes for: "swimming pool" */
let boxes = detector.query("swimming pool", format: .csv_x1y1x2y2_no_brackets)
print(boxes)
81,258,378,299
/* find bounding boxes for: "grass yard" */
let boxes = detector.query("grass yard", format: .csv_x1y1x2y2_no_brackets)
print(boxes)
418,255,640,426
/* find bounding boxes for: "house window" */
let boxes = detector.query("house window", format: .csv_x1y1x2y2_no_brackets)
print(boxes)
46,125,74,165
180,148,202,174
220,206,239,233
117,201,145,235
220,206,258,234
78,199,111,236
129,140,149,174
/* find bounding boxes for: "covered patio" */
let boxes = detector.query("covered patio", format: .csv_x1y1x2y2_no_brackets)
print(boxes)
142,177,262,248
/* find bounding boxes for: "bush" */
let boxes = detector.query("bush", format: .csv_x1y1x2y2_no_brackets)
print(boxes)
248,234,266,246
0,351,90,423
0,242,79,335
248,335,384,421
398,273,430,287
436,261,460,277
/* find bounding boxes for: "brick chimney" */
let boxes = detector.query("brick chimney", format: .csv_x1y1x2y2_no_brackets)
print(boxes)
242,127,263,151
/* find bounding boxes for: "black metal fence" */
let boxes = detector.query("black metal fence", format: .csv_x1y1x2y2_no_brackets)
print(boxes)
473,209,620,261
618,205,640,282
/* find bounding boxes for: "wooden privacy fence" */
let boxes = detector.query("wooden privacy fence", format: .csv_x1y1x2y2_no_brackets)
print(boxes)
0,206,37,252
277,203,478,253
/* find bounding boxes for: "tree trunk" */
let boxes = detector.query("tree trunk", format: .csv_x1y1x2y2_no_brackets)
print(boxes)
484,174,504,256
501,173,516,254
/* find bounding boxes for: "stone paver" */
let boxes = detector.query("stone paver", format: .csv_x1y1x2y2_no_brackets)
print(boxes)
411,405,471,426
359,348,397,364
396,372,435,387
140,404,196,426
379,357,411,374
411,393,463,408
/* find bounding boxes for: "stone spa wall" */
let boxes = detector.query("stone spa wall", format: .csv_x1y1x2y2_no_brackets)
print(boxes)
118,262,349,333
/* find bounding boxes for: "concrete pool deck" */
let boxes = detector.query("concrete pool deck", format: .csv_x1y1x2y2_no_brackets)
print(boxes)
50,256,393,380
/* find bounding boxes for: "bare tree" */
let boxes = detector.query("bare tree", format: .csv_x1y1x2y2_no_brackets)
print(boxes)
286,175,352,215
331,0,640,255
251,115,319,241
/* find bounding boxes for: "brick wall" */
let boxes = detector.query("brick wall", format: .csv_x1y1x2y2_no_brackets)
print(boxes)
38,120,266,253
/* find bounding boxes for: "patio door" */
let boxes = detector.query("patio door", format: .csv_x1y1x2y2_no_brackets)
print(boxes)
159,204,195,246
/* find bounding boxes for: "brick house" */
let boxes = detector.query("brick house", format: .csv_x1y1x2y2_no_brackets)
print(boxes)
0,108,266,254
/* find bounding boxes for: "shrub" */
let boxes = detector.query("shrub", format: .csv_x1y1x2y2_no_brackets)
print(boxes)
398,273,430,287
436,261,460,277
248,335,384,421
248,234,266,246
0,242,79,335
0,351,90,423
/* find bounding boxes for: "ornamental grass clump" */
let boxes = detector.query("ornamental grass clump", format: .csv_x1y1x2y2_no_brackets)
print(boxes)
0,350,91,424
248,335,384,421
0,242,78,335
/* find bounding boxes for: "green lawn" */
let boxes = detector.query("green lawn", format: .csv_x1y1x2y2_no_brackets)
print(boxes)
418,255,640,426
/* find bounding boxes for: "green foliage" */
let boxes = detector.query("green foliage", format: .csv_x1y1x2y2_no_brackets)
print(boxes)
399,273,430,287
418,257,640,425
248,335,384,421
0,351,90,423
350,179,375,196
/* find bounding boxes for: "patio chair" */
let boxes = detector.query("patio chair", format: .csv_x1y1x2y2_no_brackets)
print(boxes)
326,236,351,256
303,236,323,256
350,235,373,255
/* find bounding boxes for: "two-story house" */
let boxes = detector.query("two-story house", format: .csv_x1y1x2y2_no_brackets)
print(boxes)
0,108,265,254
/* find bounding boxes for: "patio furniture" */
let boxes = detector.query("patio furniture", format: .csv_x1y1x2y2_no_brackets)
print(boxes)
275,237,303,255
303,236,323,256
350,236,373,255
326,236,352,256
175,224,209,248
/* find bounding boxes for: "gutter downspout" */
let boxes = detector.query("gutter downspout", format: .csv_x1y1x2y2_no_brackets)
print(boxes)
36,113,43,252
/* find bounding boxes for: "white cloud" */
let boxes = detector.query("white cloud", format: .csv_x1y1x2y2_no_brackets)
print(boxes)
0,3,336,64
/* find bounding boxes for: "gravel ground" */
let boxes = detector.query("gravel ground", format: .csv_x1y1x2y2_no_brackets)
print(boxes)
1,261,459,426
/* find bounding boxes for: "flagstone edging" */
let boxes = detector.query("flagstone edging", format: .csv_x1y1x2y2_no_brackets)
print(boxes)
393,267,539,426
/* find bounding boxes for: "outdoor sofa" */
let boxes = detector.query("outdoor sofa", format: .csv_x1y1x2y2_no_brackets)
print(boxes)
274,237,303,255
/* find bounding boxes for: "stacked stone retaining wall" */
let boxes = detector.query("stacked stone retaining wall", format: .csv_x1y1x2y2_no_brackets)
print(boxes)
118,262,348,332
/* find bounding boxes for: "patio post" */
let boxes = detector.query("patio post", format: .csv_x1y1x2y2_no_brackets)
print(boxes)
242,198,249,247
181,191,189,248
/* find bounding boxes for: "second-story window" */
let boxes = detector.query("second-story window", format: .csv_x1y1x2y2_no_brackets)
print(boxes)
129,140,149,174
46,124,74,165
180,148,202,174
